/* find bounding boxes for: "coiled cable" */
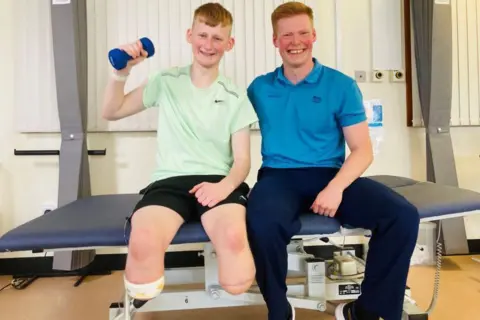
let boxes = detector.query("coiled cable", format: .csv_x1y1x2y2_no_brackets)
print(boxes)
426,220,443,314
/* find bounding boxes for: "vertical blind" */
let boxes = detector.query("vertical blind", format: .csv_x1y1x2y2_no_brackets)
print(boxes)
13,0,330,132
412,0,480,127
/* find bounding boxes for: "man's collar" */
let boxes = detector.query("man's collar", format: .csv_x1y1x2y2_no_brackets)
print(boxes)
275,58,323,85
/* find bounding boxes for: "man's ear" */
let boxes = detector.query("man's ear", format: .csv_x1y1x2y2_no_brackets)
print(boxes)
186,28,193,44
312,28,317,42
272,33,279,48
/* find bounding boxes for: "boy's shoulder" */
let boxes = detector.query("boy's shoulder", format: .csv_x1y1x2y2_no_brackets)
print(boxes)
216,74,247,101
145,66,189,87
160,65,189,77
153,65,190,81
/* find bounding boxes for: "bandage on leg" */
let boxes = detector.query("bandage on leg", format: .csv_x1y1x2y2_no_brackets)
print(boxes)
124,275,165,301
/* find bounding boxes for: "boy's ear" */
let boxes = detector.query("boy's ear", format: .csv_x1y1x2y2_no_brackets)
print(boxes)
226,37,235,51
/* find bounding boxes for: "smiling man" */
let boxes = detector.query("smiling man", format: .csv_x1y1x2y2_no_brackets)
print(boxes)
246,2,420,320
101,2,258,310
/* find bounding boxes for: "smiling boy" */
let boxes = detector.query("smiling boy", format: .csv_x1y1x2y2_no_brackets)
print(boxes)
101,2,258,308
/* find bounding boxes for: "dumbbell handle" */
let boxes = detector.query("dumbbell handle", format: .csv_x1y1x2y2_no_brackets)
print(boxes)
108,37,155,70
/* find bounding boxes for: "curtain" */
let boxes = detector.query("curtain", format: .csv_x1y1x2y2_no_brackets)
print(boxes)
410,0,469,254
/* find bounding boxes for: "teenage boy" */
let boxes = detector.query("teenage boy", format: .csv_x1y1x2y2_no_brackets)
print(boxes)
102,2,258,307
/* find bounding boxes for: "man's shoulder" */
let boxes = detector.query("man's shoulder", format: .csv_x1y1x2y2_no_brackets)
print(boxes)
249,69,278,90
320,65,356,89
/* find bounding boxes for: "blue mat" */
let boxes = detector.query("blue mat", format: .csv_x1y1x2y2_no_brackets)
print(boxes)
1,175,480,252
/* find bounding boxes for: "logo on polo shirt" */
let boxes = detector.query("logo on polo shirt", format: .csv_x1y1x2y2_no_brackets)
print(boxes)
267,93,282,98
312,96,322,103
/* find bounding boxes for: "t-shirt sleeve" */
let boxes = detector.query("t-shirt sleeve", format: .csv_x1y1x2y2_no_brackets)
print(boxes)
337,80,367,127
246,80,256,110
230,94,259,134
142,72,163,108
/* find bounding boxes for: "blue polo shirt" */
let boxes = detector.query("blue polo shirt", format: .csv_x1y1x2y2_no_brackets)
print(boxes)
247,58,367,169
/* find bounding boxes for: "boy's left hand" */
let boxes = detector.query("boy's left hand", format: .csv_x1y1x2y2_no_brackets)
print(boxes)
190,182,231,208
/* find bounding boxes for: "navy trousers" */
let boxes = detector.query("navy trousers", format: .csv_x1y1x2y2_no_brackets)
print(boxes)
246,167,420,320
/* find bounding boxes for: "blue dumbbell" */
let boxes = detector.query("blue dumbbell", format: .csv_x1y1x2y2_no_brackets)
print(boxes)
108,37,155,70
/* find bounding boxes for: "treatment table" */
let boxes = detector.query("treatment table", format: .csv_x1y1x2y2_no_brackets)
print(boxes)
1,175,480,320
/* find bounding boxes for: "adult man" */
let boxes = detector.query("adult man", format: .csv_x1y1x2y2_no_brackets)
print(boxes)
246,2,420,320
102,2,257,307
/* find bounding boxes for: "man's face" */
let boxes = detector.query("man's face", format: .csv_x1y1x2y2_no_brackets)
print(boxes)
273,14,316,68
187,18,234,69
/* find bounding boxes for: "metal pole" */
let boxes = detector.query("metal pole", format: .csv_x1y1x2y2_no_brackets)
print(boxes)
50,0,95,270
412,0,469,254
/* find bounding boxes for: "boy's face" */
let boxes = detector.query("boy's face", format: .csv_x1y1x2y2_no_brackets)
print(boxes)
187,18,234,69
273,14,316,69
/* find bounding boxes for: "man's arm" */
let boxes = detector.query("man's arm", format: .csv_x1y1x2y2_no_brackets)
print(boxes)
101,77,148,121
328,121,373,192
221,126,252,191
328,79,373,192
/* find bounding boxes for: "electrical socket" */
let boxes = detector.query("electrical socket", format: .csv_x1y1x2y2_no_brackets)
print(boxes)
41,202,57,215
390,69,405,82
354,70,367,83
372,70,385,82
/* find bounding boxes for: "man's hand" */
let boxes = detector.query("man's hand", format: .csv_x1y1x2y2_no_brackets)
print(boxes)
310,185,343,217
189,181,233,208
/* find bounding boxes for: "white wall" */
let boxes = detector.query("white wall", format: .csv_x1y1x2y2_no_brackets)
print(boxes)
1,0,479,260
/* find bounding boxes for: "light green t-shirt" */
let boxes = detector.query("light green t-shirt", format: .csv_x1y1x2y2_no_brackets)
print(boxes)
143,65,259,182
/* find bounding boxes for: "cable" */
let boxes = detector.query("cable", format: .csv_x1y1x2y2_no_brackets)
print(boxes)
0,283,12,292
347,252,366,267
1,252,47,294
323,231,443,315
426,220,443,314
403,221,443,314
0,277,38,294
326,263,365,281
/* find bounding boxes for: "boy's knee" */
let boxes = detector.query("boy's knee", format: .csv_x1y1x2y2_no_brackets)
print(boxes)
222,225,247,254
129,227,160,260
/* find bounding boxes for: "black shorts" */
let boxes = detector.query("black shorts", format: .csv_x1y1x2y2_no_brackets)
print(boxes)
131,175,250,222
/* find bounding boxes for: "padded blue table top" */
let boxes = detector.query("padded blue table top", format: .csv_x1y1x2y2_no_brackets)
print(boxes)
1,175,480,252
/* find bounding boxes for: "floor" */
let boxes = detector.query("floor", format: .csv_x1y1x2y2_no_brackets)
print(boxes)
0,255,478,320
